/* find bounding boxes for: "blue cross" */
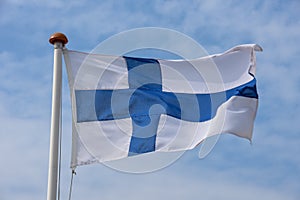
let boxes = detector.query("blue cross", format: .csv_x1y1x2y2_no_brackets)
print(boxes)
75,56,258,155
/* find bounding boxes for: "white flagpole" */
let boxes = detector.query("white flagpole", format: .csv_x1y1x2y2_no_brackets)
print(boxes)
47,33,68,200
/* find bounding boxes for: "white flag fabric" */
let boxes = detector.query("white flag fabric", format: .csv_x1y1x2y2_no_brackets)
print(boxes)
63,44,262,167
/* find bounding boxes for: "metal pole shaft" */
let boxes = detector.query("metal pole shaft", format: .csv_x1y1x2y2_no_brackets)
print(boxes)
47,42,63,200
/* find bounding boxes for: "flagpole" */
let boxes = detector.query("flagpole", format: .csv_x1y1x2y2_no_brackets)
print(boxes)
47,33,68,200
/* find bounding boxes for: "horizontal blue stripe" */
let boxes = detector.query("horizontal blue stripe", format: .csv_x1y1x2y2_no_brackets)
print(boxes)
75,78,257,123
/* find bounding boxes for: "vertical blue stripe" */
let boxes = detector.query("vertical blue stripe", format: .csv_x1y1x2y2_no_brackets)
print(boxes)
124,57,162,154
124,56,162,90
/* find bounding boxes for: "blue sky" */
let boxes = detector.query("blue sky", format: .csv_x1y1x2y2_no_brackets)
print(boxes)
0,0,299,199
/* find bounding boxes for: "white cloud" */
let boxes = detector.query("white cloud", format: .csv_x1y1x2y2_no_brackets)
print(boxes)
63,162,297,200
0,52,53,118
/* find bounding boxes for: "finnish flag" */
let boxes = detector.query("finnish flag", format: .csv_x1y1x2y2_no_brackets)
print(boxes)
63,44,262,167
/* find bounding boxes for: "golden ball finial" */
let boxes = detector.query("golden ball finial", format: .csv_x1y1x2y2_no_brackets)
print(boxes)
49,32,68,45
